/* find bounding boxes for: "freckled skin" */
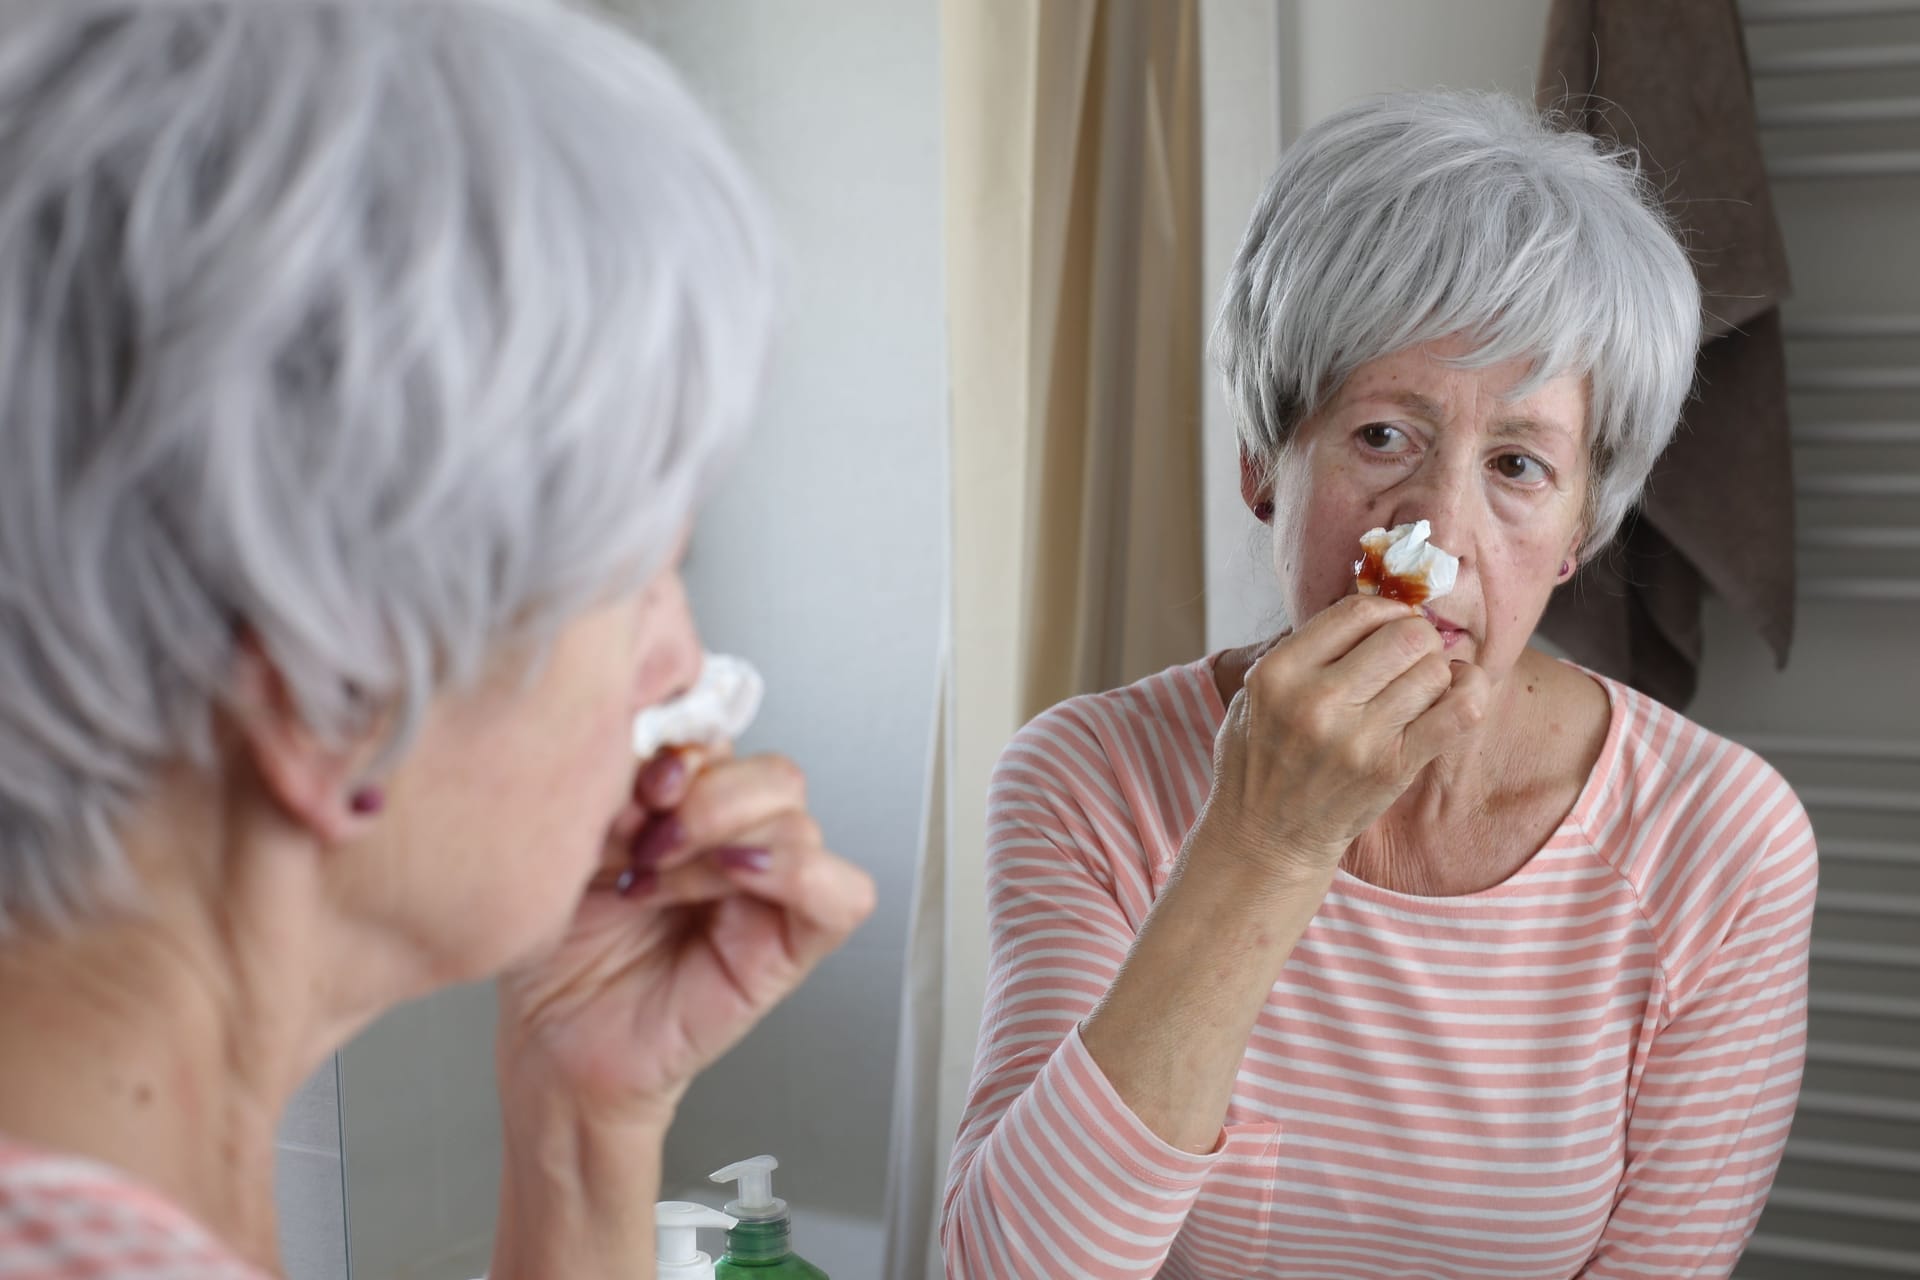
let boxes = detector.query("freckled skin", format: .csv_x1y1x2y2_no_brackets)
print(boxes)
1235,337,1612,897
1276,339,1590,691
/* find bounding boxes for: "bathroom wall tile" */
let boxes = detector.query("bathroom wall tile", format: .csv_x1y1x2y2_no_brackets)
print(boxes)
275,1143,348,1280
279,1058,343,1155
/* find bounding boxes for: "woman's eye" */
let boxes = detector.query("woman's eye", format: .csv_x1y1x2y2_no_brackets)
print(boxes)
1493,453,1549,484
1358,424,1408,452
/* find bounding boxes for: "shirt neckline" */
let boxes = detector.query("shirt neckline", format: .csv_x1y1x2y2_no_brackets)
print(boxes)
0,1131,246,1263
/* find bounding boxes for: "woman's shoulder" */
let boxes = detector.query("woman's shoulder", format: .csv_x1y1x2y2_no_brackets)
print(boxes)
1587,669,1805,822
0,1137,270,1280
989,658,1224,883
997,656,1222,791
1573,667,1816,944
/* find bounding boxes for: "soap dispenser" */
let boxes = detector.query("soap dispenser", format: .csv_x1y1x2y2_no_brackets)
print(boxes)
708,1155,829,1278
656,1201,738,1280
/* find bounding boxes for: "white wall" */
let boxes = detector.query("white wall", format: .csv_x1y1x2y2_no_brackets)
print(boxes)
1202,0,1550,649
629,0,948,1226
1284,0,1548,144
1200,0,1283,651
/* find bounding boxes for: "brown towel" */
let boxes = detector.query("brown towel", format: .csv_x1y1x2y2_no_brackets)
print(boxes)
1536,0,1796,708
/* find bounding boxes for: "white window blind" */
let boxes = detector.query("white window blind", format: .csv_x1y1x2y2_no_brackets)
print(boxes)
1716,4,1920,1276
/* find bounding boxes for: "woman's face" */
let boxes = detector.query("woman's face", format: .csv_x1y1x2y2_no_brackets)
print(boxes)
351,536,704,987
1267,337,1590,686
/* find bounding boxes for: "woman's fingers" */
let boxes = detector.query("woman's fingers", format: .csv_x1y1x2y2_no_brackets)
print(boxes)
1242,600,1441,746
690,841,879,1015
620,753,806,877
621,810,877,963
1367,649,1455,732
1331,615,1445,706
1244,596,1428,720
622,809,817,901
1403,661,1492,764
708,835,877,960
633,740,737,807
634,745,705,810
608,745,719,845
718,846,878,983
1275,594,1421,669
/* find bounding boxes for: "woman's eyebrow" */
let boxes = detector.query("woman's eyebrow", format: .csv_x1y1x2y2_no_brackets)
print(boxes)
1347,388,1446,420
1490,415,1579,447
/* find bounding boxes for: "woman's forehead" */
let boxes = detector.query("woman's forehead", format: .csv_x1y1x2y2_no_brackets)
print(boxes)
1329,348,1589,443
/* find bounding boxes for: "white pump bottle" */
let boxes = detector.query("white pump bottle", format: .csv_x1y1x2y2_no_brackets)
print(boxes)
709,1154,786,1224
655,1201,738,1280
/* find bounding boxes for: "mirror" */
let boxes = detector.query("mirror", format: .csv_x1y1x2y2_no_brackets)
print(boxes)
327,2,944,1276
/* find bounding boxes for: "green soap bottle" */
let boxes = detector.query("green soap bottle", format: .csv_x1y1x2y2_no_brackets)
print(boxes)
708,1155,830,1279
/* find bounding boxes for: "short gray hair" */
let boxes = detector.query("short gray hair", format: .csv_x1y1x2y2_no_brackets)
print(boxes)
0,0,773,933
1211,91,1700,557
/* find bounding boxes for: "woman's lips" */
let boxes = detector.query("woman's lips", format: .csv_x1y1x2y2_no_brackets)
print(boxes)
1421,606,1468,648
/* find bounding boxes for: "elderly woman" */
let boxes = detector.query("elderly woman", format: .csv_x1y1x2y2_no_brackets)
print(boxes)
944,92,1816,1279
0,3,873,1277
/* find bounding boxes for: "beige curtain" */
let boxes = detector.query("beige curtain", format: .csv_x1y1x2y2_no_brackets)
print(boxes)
882,3,1205,1275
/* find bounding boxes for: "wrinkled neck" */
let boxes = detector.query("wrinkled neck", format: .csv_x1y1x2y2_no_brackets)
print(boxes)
0,768,389,1270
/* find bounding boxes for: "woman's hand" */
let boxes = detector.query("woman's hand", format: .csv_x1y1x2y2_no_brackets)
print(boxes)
494,746,876,1128
485,746,871,1280
1196,594,1491,882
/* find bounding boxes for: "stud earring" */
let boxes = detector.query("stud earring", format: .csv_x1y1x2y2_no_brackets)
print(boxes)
349,786,385,815
1559,560,1572,578
1253,500,1276,523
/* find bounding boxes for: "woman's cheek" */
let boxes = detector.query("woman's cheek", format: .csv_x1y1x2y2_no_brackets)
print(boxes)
1288,532,1363,619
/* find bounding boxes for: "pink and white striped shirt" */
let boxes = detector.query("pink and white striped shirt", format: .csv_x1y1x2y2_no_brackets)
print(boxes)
943,656,1816,1279
0,1137,270,1280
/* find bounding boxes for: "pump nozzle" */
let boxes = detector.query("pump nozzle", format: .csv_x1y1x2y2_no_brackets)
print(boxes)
709,1154,788,1223
655,1201,737,1280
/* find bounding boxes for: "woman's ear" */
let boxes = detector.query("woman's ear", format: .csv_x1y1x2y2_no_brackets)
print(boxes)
227,633,384,844
1239,447,1275,523
1559,535,1584,582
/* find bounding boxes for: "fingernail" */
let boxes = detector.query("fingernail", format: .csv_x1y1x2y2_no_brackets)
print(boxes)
642,753,688,797
716,846,773,874
628,815,684,870
615,866,659,897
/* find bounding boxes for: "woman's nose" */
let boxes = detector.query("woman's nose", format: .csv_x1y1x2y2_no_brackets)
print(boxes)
638,575,705,710
1391,462,1474,562
662,626,703,698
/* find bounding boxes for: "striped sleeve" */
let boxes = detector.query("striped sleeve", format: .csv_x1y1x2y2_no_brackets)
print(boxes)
1580,782,1818,1278
940,703,1249,1280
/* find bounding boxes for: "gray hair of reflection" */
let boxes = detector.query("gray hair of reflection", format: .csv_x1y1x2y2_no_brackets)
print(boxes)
1211,90,1702,558
0,0,774,935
